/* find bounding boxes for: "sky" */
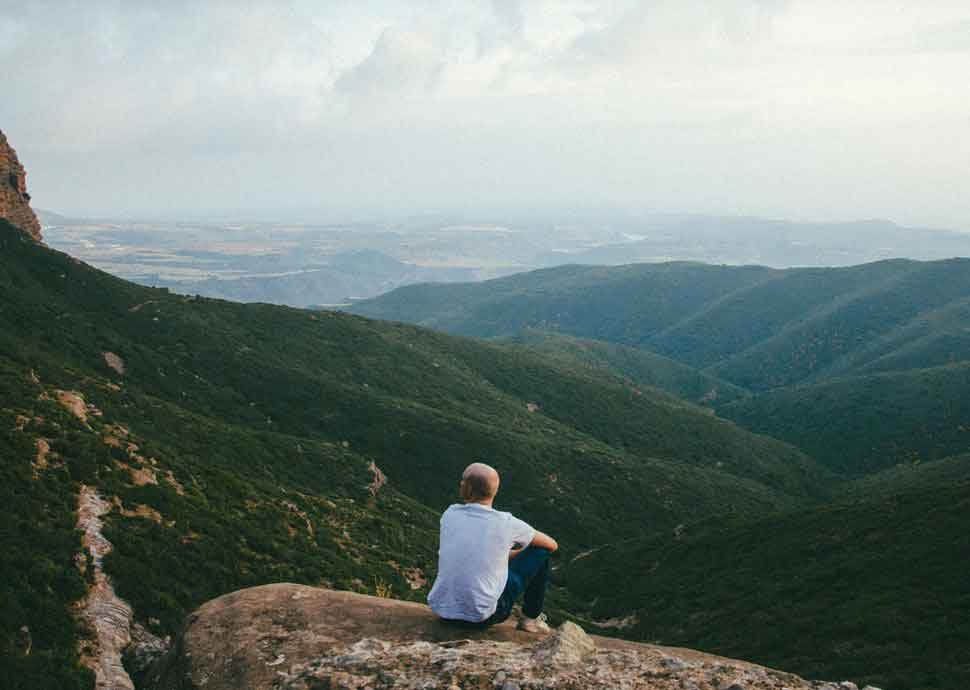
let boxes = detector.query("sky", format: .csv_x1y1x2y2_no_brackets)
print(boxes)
2,0,969,229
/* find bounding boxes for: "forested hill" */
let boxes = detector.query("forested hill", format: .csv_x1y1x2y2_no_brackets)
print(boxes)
497,329,749,406
0,219,827,688
348,258,970,390
718,361,970,475
562,476,970,690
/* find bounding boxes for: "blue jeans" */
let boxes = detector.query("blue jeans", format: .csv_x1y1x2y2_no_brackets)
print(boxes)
482,546,551,625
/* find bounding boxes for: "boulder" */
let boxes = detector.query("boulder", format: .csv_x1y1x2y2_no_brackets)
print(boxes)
532,620,595,665
144,584,857,690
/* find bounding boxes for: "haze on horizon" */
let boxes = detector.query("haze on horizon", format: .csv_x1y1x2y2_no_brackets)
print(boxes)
2,1,969,231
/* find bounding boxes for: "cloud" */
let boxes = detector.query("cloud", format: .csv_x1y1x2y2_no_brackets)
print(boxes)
869,19,970,55
2,0,969,229
1,2,341,153
558,0,789,74
334,27,446,98
476,0,527,57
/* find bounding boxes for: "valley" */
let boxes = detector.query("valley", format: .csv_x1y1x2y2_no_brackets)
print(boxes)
3,212,969,690
0,217,831,688
349,256,970,690
40,209,970,311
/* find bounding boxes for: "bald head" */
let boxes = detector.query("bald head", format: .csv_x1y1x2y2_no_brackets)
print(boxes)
460,462,500,503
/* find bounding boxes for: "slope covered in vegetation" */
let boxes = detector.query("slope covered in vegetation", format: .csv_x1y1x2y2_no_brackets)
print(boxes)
349,258,970,391
498,329,748,406
718,362,970,475
838,453,970,498
0,220,827,687
562,478,970,690
348,262,776,345
353,253,970,690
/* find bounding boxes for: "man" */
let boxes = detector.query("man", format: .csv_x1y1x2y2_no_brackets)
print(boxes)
427,462,558,632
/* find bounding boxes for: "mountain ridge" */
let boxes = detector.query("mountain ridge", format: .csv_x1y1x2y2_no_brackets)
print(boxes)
348,258,970,391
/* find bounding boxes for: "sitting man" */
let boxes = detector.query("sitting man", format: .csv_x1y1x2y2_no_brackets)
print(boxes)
427,462,558,632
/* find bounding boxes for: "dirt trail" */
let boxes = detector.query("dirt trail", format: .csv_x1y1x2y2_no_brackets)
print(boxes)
76,485,135,690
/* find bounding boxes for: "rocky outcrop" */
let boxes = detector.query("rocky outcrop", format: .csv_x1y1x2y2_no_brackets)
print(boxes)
0,129,42,242
145,584,874,690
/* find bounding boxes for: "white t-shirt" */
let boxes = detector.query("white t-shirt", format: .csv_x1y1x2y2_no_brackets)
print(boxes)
427,503,536,622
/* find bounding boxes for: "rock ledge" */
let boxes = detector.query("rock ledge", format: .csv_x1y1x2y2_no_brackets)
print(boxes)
145,584,875,690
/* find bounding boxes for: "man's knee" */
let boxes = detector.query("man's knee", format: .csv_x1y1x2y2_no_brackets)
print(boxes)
511,546,551,579
523,546,552,565
524,546,551,558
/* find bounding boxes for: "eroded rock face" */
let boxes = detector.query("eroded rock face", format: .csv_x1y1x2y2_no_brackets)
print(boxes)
0,129,42,242
145,584,860,690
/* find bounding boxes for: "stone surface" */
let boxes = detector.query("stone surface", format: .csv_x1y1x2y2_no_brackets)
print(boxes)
0,129,42,242
531,620,595,665
145,584,860,690
125,621,172,688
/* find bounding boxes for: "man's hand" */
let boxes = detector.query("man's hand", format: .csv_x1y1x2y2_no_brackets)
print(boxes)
530,530,558,552
508,547,524,560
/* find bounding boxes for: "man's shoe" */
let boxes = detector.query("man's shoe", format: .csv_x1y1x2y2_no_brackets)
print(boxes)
517,613,551,633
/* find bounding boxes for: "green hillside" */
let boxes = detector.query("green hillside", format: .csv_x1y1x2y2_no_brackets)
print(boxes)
835,296,970,377
349,255,970,690
838,453,970,499
562,481,970,690
718,362,970,475
498,329,749,405
349,262,776,343
647,260,914,371
349,258,970,391
707,259,970,390
0,220,826,687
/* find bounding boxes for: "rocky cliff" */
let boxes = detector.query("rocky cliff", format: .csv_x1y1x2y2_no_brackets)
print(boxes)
0,129,42,242
144,584,881,690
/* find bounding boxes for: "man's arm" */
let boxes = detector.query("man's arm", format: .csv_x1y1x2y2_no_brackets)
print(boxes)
508,530,558,559
530,530,558,552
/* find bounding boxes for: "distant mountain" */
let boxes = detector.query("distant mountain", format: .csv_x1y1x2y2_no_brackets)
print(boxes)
34,208,77,227
157,249,483,307
348,262,773,341
535,215,970,268
349,258,970,390
703,259,970,390
718,362,970,476
0,219,826,687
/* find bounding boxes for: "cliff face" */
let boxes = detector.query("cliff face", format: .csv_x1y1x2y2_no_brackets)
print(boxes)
0,129,42,242
145,584,879,690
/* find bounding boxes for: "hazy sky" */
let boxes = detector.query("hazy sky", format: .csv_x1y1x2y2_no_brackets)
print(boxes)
2,1,969,228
